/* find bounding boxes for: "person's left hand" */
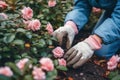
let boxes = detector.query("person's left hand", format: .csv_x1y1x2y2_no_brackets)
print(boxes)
64,35,102,68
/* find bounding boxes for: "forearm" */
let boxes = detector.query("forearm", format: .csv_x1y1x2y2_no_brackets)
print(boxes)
64,0,92,31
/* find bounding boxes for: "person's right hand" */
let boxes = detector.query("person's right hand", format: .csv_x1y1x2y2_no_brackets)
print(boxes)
53,25,75,49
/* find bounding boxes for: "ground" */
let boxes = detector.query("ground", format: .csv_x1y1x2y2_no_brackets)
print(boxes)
55,30,120,80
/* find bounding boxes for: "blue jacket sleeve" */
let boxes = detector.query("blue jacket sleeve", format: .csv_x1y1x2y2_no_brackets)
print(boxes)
64,0,92,30
94,0,120,44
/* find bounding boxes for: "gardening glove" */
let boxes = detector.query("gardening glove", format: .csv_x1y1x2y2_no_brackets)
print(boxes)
64,35,102,68
53,23,77,49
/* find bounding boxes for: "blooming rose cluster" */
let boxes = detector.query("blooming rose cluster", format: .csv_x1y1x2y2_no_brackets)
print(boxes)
52,47,66,66
21,7,41,31
107,55,120,70
0,1,67,79
23,19,41,31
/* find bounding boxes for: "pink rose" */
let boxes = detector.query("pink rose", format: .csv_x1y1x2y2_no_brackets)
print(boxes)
24,19,41,31
39,57,54,71
16,58,29,70
48,0,56,7
107,55,120,70
46,22,54,35
32,67,46,80
58,58,66,66
21,7,33,20
52,47,64,58
0,1,8,9
0,13,8,19
0,66,13,77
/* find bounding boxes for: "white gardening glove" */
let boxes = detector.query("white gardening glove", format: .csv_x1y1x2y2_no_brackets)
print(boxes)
53,25,76,49
64,35,102,68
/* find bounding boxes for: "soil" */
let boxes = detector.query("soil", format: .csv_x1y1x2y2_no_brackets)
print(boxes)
56,30,120,80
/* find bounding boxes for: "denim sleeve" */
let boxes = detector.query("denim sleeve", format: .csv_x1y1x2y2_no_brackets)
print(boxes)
64,0,92,31
94,0,120,44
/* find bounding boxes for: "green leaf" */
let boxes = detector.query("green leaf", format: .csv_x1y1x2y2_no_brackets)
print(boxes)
56,65,68,71
108,71,119,79
38,39,46,47
5,62,22,76
24,75,33,80
112,75,120,80
12,39,24,45
40,52,48,57
53,60,58,66
0,75,10,80
51,36,58,41
47,39,52,45
3,34,15,43
46,69,57,80
31,47,37,54
25,32,32,39
16,28,26,33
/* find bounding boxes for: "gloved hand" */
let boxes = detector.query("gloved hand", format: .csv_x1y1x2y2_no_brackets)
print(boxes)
53,25,76,49
64,35,102,68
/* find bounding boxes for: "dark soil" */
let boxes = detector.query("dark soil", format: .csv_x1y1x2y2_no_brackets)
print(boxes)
56,30,120,80
58,61,108,80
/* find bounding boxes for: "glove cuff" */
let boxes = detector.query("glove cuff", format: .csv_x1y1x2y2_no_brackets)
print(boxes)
65,21,78,34
84,35,102,50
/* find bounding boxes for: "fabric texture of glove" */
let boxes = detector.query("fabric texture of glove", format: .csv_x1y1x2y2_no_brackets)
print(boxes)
64,35,102,68
53,25,76,49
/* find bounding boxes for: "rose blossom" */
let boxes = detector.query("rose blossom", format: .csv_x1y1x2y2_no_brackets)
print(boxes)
46,22,54,35
0,66,13,77
52,47,64,58
0,13,8,19
58,58,66,66
0,1,8,9
32,67,46,80
107,55,120,70
21,7,33,20
16,58,29,71
48,0,56,7
39,57,54,71
24,19,41,31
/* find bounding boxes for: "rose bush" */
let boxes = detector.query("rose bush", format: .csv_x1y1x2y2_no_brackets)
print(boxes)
0,0,73,80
